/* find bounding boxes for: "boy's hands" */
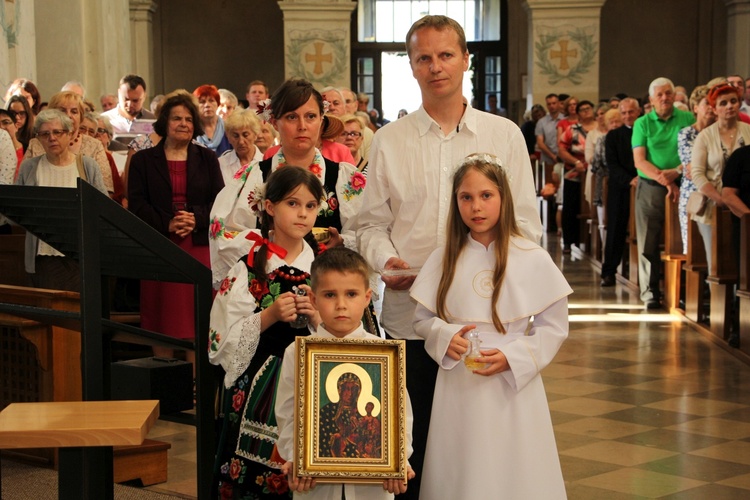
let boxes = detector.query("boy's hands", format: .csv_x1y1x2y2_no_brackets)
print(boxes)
282,461,317,492
383,466,415,494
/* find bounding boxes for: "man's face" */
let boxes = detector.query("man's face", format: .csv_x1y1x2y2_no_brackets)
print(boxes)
649,84,675,118
727,76,745,93
408,26,469,103
246,85,268,109
545,97,559,114
343,90,358,114
322,90,344,116
100,95,117,112
118,84,145,117
357,97,369,112
745,79,750,103
619,101,640,127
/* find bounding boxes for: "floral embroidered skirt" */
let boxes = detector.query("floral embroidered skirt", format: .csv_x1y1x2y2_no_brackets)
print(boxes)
215,354,291,499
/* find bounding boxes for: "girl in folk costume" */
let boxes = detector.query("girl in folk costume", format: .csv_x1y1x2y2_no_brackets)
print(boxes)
209,79,366,287
410,153,572,499
209,167,324,499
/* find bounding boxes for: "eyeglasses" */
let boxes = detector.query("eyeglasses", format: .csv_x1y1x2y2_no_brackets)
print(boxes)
340,131,362,138
578,106,593,112
37,129,68,140
0,119,14,127
96,128,108,135
79,126,97,137
14,111,27,117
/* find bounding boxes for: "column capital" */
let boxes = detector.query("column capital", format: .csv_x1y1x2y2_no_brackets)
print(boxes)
724,0,750,15
129,0,157,21
523,0,606,19
276,0,356,87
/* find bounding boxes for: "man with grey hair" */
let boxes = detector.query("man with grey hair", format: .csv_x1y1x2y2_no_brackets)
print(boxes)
631,78,694,308
61,80,86,98
321,86,345,116
100,94,117,112
341,87,358,114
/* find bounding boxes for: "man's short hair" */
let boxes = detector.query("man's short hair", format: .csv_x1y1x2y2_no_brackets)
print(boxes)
619,97,640,111
648,77,674,97
545,93,559,101
120,74,147,92
405,15,467,58
310,247,371,291
247,80,268,94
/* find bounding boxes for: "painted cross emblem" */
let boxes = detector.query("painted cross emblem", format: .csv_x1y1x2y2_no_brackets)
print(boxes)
550,40,577,71
305,42,333,75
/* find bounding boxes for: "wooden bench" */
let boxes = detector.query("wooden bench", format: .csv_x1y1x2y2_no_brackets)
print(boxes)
684,219,708,323
0,400,159,499
114,438,171,486
706,207,737,340
661,194,685,312
738,214,750,356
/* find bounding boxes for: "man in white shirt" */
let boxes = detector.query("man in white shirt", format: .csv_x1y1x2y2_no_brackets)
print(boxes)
102,74,155,137
357,15,541,499
245,80,268,112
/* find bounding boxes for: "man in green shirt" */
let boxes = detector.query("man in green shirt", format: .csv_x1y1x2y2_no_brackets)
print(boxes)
631,77,695,309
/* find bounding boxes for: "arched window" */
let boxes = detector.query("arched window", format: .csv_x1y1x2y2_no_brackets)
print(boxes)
352,0,506,120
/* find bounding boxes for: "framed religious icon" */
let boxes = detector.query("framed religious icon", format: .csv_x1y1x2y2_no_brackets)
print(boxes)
293,336,407,483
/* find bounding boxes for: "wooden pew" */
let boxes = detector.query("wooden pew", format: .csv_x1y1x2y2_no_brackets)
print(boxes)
661,194,685,312
738,214,750,356
0,227,29,287
706,207,738,340
622,185,639,285
684,220,708,323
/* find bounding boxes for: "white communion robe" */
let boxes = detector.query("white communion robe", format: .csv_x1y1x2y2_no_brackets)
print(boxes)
410,235,572,500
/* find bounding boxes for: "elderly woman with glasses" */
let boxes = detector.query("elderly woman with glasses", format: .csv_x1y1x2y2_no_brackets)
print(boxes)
218,109,263,185
24,91,113,195
78,112,125,204
335,113,369,175
15,109,107,291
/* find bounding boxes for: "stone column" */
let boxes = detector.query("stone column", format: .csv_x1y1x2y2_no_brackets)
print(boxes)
523,0,606,105
129,0,157,93
725,0,750,78
276,0,356,89
1,0,37,99
33,0,132,102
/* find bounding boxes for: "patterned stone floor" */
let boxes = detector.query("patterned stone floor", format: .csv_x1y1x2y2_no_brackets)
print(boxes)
144,234,750,499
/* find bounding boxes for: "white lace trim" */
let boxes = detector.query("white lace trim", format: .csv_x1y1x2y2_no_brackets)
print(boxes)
225,312,262,388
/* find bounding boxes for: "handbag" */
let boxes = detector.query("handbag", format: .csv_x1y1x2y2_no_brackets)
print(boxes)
687,191,707,217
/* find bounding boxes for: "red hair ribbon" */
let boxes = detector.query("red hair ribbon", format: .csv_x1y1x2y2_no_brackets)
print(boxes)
246,232,288,266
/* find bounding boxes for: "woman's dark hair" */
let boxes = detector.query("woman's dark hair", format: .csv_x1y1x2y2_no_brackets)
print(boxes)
8,79,41,115
6,94,34,151
153,93,204,139
254,166,324,284
270,79,324,120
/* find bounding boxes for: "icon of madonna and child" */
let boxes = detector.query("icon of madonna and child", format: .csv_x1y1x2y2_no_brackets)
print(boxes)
318,362,383,459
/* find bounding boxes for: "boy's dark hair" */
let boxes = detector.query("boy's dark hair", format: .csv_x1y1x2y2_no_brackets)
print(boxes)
311,247,371,290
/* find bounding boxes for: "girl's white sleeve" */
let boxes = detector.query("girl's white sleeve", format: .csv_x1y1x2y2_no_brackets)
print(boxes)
498,297,569,392
208,260,263,388
413,303,461,370
274,344,296,463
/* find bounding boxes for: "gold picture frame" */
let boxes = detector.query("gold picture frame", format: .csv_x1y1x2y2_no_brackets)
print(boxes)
293,336,407,483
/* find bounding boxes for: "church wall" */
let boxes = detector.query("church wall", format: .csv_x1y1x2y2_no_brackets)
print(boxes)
598,0,727,101
154,0,286,99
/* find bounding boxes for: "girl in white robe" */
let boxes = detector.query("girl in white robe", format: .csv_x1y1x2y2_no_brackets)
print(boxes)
410,153,572,500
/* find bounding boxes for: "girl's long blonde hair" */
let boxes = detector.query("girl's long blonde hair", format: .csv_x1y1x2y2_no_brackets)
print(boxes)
435,154,521,333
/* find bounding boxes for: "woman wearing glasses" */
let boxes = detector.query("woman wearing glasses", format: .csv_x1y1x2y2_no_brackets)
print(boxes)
15,109,107,291
336,113,369,175
24,91,113,195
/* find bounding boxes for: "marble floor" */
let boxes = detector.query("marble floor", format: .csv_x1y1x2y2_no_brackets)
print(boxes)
143,234,750,499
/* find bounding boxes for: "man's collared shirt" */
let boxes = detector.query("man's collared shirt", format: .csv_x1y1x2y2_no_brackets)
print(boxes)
535,113,562,164
357,104,542,339
102,107,156,135
632,108,695,178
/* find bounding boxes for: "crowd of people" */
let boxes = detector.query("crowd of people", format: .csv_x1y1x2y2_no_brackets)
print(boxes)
531,75,750,325
3,11,750,500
